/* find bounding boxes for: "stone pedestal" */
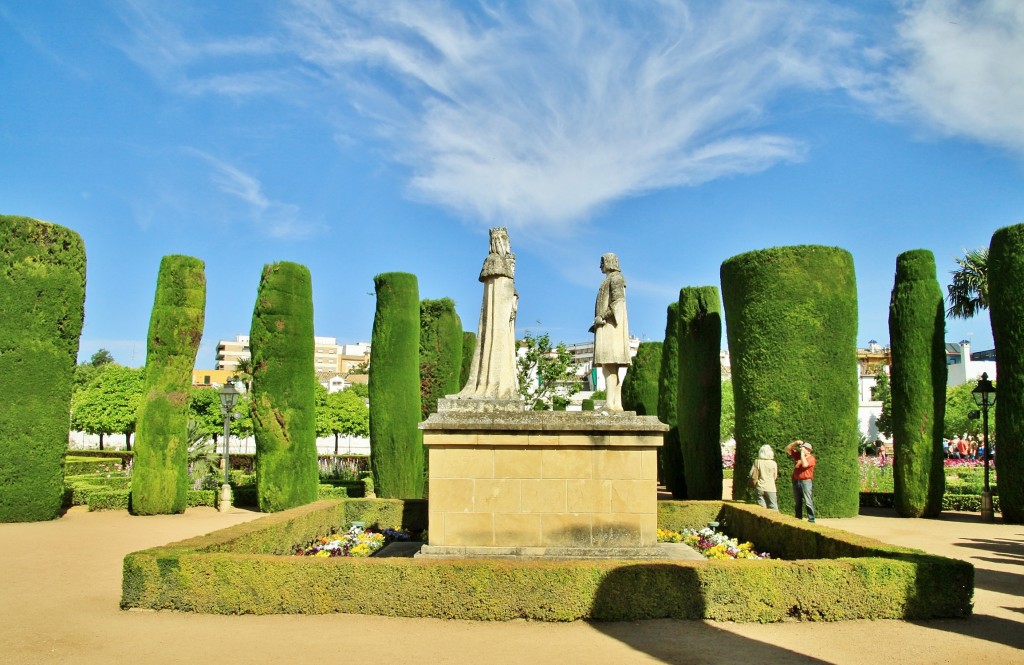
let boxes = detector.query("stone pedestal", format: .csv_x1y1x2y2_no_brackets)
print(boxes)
418,399,666,559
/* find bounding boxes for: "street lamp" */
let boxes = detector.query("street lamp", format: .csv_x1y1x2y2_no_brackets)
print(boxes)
971,372,996,522
218,381,241,513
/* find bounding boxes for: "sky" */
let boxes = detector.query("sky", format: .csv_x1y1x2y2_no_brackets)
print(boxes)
2,0,1022,368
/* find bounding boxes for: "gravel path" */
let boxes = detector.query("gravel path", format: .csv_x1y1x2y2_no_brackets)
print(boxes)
0,501,1020,665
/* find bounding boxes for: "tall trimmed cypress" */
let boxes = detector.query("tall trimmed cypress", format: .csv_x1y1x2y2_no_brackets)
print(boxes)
250,262,318,512
460,332,477,390
370,273,424,499
989,223,1024,523
660,303,686,498
721,246,860,518
132,255,206,515
677,286,723,500
621,341,662,416
889,250,946,517
419,298,463,418
0,215,85,522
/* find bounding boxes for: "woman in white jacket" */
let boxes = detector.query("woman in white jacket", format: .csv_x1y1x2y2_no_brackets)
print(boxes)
749,444,779,511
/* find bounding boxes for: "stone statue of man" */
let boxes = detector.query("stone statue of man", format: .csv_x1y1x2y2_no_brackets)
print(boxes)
591,252,631,411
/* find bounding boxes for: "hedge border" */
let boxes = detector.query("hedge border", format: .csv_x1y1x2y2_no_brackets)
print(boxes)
122,499,972,621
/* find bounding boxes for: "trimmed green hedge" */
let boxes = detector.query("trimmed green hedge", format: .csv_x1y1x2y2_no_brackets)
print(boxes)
419,298,463,418
87,489,216,511
721,246,860,517
659,303,685,498
621,341,661,417
65,456,124,476
369,273,424,499
989,223,1024,523
677,286,723,500
122,499,971,621
250,262,319,513
889,250,946,517
0,215,86,522
132,255,206,515
460,332,477,390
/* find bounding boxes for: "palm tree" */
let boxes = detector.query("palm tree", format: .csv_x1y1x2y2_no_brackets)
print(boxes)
234,356,254,393
946,248,988,319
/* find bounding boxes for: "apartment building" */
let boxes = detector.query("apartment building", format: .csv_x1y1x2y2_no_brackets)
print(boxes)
215,334,371,375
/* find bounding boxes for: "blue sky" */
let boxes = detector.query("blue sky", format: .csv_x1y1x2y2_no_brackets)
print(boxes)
2,1,1021,367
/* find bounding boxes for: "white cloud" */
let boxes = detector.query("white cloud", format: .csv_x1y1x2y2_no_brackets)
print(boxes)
186,149,322,239
885,0,1024,153
281,1,848,230
120,1,865,231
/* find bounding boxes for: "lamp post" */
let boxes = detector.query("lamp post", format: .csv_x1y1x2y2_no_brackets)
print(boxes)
971,372,996,523
218,381,240,513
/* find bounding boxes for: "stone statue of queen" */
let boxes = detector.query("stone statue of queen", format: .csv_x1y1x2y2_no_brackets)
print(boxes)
456,227,520,400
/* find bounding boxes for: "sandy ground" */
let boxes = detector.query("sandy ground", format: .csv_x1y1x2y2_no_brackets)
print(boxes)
1,497,1021,665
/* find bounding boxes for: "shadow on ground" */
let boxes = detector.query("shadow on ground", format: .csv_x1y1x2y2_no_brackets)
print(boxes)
592,619,830,665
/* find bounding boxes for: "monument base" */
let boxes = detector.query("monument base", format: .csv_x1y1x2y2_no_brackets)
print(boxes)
420,403,667,556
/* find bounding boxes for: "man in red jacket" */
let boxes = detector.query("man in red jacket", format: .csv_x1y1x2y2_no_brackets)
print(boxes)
784,440,816,523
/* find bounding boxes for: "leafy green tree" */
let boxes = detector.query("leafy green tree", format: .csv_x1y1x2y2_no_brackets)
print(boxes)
0,215,85,522
132,255,206,515
946,247,988,319
70,365,144,450
944,380,994,439
871,369,893,438
346,382,369,399
316,385,370,454
419,298,463,418
90,348,115,367
188,387,225,444
516,331,579,409
720,379,735,443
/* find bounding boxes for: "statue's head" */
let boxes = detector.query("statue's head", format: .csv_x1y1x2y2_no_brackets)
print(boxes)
489,227,511,255
600,252,621,273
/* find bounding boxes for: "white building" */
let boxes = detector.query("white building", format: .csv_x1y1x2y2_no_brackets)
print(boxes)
946,340,997,387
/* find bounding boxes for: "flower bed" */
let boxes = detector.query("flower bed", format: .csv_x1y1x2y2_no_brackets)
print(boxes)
658,527,770,559
295,525,415,557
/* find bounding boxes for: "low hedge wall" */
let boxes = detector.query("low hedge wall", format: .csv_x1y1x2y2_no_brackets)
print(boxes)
65,456,126,476
122,499,972,622
65,450,133,467
86,489,217,511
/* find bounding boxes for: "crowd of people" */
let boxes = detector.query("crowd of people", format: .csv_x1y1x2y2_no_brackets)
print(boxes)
943,434,994,461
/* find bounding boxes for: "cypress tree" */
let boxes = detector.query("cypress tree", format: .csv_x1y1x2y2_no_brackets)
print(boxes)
989,223,1024,523
721,245,860,518
677,286,723,500
132,255,206,515
460,332,477,390
659,303,686,498
0,215,85,522
419,298,463,418
621,341,662,416
370,273,424,499
888,250,946,517
250,262,318,512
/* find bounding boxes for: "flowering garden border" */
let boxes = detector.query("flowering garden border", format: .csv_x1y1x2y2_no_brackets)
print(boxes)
122,499,972,622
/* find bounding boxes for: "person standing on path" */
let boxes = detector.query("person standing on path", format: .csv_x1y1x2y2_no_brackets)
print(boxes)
784,440,816,522
749,444,779,511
